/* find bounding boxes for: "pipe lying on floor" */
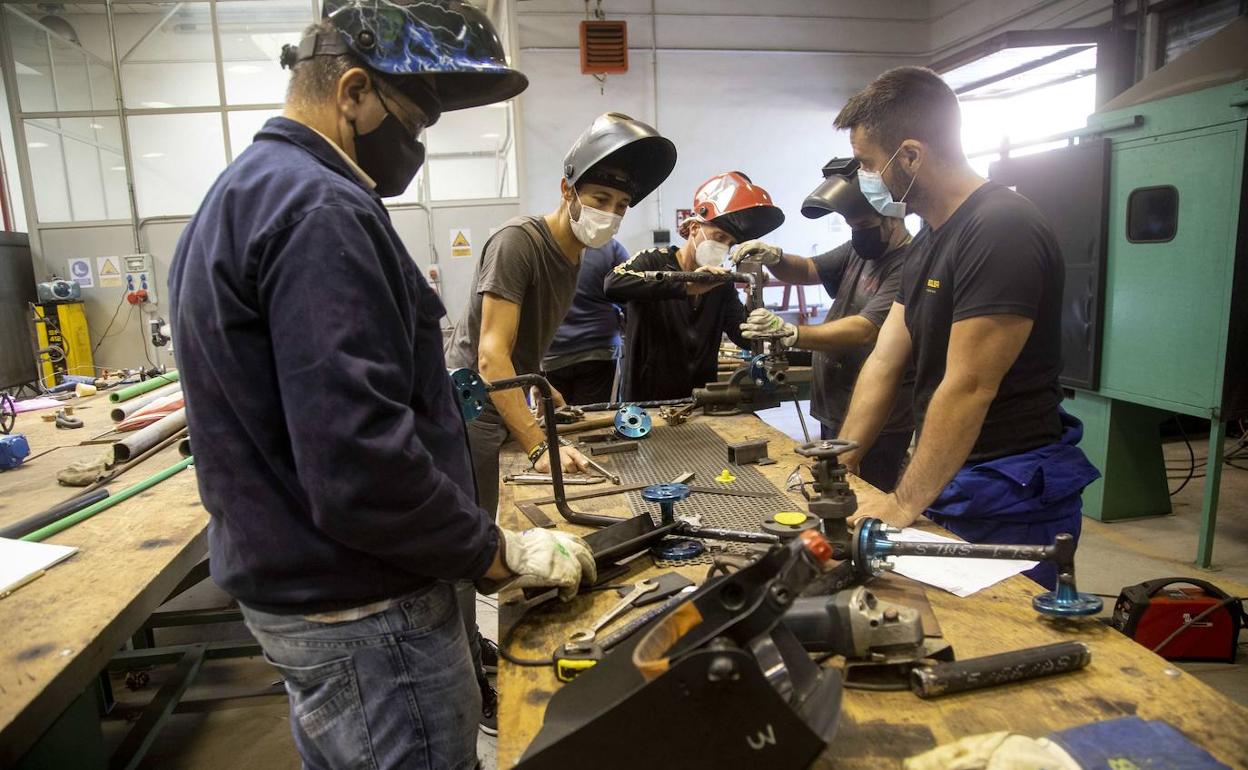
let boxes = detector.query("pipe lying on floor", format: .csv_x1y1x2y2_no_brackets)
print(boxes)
114,408,187,463
108,371,180,404
0,489,110,539
178,437,191,458
22,457,194,542
110,382,181,422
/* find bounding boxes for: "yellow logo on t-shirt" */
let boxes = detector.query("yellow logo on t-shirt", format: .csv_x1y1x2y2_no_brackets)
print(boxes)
925,278,941,292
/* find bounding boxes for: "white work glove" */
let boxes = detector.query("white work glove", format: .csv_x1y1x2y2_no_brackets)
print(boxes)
740,307,798,346
732,239,783,267
501,528,597,600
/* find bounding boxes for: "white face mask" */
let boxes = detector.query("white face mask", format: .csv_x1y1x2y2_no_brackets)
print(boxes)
858,145,918,219
694,234,731,267
569,195,623,248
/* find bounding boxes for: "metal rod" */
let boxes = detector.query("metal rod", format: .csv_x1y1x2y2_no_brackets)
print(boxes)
21,456,194,541
0,488,110,539
793,397,811,445
911,641,1091,698
877,538,1056,563
114,408,187,462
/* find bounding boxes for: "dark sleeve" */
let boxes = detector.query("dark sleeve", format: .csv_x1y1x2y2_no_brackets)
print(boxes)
603,249,686,302
609,239,629,268
723,287,750,348
858,254,906,327
951,201,1049,322
812,242,854,297
476,225,535,305
258,206,497,581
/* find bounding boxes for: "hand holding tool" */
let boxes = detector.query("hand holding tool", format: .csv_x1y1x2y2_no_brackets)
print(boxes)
496,528,598,601
741,308,798,346
732,239,783,266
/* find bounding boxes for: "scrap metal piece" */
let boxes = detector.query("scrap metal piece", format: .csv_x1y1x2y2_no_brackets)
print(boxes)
503,473,606,486
588,442,638,456
727,438,773,466
517,502,555,528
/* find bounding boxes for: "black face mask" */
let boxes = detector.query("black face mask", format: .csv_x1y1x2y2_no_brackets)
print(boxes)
352,92,425,197
851,225,888,260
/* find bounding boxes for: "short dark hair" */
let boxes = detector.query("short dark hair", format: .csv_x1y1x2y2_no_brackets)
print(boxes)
834,67,963,158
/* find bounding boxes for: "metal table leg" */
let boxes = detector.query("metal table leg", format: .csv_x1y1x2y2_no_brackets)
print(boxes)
1196,419,1226,569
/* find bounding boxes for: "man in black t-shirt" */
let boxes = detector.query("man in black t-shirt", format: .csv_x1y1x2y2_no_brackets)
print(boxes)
830,67,1098,588
734,158,914,492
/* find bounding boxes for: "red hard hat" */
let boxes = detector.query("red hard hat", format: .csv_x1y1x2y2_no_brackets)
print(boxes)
680,171,785,241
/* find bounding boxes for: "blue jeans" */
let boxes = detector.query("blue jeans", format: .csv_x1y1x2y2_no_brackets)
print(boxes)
241,582,481,770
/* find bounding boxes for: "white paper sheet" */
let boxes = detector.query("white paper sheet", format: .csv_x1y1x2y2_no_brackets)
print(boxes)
887,528,1037,598
0,538,78,596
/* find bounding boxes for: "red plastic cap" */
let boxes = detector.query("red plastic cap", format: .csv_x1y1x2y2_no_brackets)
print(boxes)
800,530,833,563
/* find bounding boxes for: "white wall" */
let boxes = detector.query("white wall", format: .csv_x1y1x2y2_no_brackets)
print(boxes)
517,0,929,261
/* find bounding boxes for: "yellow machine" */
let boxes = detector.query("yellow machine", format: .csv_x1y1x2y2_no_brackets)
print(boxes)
34,301,93,384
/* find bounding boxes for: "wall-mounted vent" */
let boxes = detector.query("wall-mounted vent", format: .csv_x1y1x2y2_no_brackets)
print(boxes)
580,20,628,75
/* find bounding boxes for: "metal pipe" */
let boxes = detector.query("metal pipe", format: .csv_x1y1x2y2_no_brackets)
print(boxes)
0,489,110,539
178,437,191,458
110,382,181,422
114,408,187,462
21,456,194,542
109,371,180,403
104,0,144,253
484,374,620,528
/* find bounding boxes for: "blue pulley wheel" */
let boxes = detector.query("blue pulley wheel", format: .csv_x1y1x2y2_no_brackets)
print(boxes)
615,405,652,439
448,368,487,422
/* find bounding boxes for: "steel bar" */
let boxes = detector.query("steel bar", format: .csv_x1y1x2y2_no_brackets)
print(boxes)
114,409,187,462
110,382,181,422
0,489,110,539
911,641,1091,698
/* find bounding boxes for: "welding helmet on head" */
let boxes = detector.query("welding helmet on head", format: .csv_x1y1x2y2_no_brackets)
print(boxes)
679,171,785,242
562,113,677,205
800,157,878,221
281,0,528,126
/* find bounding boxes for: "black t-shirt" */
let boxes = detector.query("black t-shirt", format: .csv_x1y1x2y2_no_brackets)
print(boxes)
899,183,1065,462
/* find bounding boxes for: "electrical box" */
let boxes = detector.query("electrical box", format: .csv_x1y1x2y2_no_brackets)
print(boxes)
123,253,157,304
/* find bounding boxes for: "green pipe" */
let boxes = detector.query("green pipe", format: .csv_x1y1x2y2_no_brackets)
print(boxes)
21,456,195,542
109,371,180,403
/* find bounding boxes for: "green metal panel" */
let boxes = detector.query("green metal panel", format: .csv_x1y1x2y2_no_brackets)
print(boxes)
1064,391,1171,522
1095,125,1243,414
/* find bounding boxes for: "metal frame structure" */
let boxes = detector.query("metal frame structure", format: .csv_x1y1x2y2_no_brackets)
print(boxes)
0,0,522,275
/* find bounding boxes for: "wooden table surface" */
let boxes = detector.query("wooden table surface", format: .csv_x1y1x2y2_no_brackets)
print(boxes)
497,414,1248,768
0,390,206,765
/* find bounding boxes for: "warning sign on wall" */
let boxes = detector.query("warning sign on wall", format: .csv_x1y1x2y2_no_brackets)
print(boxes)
450,229,473,259
97,256,123,288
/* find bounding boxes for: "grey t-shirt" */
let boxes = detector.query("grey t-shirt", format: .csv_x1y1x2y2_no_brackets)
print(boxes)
810,240,914,436
444,216,579,377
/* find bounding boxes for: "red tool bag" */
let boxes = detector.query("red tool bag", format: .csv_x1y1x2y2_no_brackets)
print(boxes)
1111,578,1244,662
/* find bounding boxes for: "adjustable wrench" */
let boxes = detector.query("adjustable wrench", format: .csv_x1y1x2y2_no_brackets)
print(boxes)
569,579,658,644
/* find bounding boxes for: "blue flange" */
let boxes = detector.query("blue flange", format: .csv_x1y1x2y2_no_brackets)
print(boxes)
615,405,652,439
643,483,690,525
448,368,487,422
650,538,704,561
1032,582,1104,618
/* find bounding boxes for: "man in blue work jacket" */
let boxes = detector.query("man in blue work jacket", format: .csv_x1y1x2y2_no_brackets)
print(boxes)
831,67,1099,589
168,3,594,767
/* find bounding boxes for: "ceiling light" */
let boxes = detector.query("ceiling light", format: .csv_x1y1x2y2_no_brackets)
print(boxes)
228,64,262,75
141,152,164,159
481,132,501,139
89,123,104,130
27,142,48,149
140,101,173,109
110,165,126,172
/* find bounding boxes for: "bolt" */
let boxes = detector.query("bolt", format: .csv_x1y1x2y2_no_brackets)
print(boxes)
770,584,792,606
884,608,899,622
707,655,738,682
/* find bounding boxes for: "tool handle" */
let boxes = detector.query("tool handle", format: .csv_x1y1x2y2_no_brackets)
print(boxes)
911,641,1090,698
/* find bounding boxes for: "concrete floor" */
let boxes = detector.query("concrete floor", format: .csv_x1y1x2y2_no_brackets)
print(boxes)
99,404,1247,768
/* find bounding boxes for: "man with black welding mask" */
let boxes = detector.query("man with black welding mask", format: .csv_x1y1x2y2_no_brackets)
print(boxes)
732,159,915,492
169,3,596,766
828,67,1099,589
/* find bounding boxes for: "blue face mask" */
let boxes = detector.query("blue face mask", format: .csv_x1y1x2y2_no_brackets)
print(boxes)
857,145,918,218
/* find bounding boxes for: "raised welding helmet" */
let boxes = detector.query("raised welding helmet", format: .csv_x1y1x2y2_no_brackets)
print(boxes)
563,113,677,205
680,171,785,241
281,0,528,126
801,157,877,221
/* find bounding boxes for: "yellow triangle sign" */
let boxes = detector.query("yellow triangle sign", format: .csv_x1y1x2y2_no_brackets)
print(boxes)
451,231,470,249
100,259,120,276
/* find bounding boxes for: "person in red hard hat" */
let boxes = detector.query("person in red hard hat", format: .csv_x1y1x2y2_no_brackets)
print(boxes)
605,171,784,401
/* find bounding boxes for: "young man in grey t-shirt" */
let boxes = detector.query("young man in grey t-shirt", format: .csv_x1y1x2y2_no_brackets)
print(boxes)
443,112,675,734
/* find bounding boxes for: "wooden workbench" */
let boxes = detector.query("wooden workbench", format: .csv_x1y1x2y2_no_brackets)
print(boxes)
497,414,1248,768
0,391,206,765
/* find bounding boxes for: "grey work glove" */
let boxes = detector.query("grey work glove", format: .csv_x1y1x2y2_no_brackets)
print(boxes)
740,307,799,346
732,239,783,267
501,528,597,600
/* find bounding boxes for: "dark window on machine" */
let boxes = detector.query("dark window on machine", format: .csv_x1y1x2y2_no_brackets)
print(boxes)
1126,186,1179,243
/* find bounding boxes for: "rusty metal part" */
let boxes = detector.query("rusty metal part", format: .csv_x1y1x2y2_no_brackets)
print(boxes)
727,438,772,465
517,502,555,528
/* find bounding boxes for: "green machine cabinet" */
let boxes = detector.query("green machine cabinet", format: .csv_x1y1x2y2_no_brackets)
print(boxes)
997,76,1248,568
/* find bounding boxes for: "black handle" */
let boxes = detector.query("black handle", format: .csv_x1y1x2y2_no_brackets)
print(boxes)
1137,577,1231,601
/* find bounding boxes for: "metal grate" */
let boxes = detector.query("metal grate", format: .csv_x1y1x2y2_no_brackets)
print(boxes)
580,20,629,74
582,423,792,566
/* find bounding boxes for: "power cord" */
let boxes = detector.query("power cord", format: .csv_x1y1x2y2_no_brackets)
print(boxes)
1151,596,1246,655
